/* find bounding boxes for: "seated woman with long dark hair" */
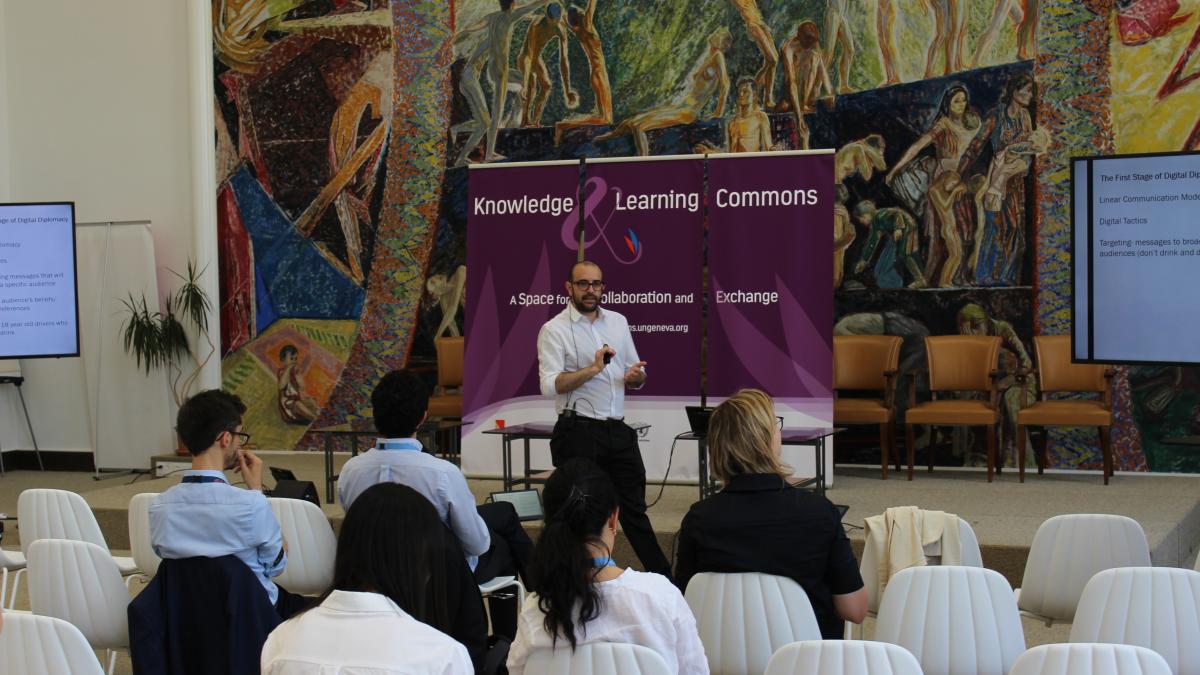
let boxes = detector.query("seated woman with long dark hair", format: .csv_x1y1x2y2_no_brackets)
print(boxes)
675,388,867,638
261,482,484,674
507,458,708,674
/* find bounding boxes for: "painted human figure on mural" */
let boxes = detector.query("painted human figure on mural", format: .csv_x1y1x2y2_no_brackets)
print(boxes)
595,28,731,156
552,0,612,145
958,72,1040,286
779,20,834,150
886,84,981,287
695,77,775,154
925,0,969,78
876,0,928,86
972,0,1038,67
325,53,392,285
426,265,468,339
833,184,855,289
852,200,927,289
956,303,1036,467
824,0,856,94
517,3,579,127
452,0,550,166
278,344,320,425
728,0,778,107
836,135,887,184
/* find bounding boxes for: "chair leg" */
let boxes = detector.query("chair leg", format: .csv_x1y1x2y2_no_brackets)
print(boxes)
879,422,890,480
8,567,24,610
1036,427,1049,475
1017,424,1026,483
0,566,7,609
892,423,902,473
986,424,996,483
905,423,916,481
106,649,117,675
1100,425,1112,485
928,426,936,472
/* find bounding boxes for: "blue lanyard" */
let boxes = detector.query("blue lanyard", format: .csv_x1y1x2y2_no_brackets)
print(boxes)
181,475,227,485
592,557,616,568
376,440,421,451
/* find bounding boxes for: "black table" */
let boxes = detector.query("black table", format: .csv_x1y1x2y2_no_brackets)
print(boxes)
681,426,841,500
482,420,651,490
314,418,468,503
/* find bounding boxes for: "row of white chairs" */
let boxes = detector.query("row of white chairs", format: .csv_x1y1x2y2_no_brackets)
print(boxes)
684,565,1200,675
523,640,1175,675
0,614,1176,675
3,490,1198,675
2,488,519,674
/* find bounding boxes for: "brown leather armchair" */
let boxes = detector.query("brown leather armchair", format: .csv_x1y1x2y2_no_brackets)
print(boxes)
427,336,464,418
833,335,903,479
1016,335,1114,484
905,335,1002,482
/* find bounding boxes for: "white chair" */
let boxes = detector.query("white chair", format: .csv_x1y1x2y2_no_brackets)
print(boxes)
27,539,131,675
17,489,138,576
1069,567,1200,675
267,497,337,596
479,574,525,606
1010,644,1172,675
765,640,924,675
1016,514,1150,626
524,642,672,675
685,572,822,675
127,493,160,580
875,566,1025,675
0,612,107,675
859,516,983,620
1,547,26,609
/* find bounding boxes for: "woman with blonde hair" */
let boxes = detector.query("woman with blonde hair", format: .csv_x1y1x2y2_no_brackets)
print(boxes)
674,389,866,638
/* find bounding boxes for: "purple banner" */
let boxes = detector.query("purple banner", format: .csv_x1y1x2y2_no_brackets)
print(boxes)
707,152,834,403
464,161,581,418
580,157,704,397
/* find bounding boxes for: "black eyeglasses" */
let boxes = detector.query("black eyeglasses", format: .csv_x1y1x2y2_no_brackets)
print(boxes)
230,431,251,446
776,416,784,430
571,280,606,291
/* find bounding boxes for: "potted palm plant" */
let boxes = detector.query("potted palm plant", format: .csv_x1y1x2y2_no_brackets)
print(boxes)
119,260,215,454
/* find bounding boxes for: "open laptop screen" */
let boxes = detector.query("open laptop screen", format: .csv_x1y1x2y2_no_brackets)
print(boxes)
490,489,544,522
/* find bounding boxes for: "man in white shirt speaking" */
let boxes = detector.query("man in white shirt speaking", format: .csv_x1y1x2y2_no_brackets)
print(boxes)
536,260,671,577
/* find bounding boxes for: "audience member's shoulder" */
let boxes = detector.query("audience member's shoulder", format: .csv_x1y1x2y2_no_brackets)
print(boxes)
615,569,685,599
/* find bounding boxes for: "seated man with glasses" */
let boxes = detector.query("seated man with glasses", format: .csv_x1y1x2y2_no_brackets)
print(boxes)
150,389,309,618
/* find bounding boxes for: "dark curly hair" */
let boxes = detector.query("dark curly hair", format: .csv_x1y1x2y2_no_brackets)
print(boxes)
371,370,429,438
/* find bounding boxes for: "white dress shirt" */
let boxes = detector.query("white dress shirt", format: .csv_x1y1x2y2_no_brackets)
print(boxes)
337,438,490,570
261,590,473,675
537,304,643,419
506,569,709,675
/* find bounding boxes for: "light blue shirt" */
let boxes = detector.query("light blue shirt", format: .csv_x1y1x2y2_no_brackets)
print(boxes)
149,469,286,605
338,438,490,570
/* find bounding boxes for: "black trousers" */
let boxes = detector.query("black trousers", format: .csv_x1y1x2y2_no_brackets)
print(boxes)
473,501,534,639
549,415,672,577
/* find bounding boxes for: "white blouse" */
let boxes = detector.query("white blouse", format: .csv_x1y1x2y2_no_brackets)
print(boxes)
506,569,709,674
261,590,473,675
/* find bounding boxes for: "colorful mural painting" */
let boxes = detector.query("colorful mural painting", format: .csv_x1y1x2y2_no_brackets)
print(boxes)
214,0,1200,473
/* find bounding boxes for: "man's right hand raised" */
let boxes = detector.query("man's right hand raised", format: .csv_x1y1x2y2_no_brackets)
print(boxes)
238,449,265,492
592,345,616,374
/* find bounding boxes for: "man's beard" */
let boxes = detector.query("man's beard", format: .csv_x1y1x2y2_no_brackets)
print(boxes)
223,448,239,470
571,295,598,314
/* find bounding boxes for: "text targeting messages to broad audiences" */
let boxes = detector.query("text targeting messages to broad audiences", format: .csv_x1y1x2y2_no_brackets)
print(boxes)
0,204,78,357
1089,154,1200,361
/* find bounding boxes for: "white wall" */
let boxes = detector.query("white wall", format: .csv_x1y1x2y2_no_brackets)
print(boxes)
0,0,200,460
